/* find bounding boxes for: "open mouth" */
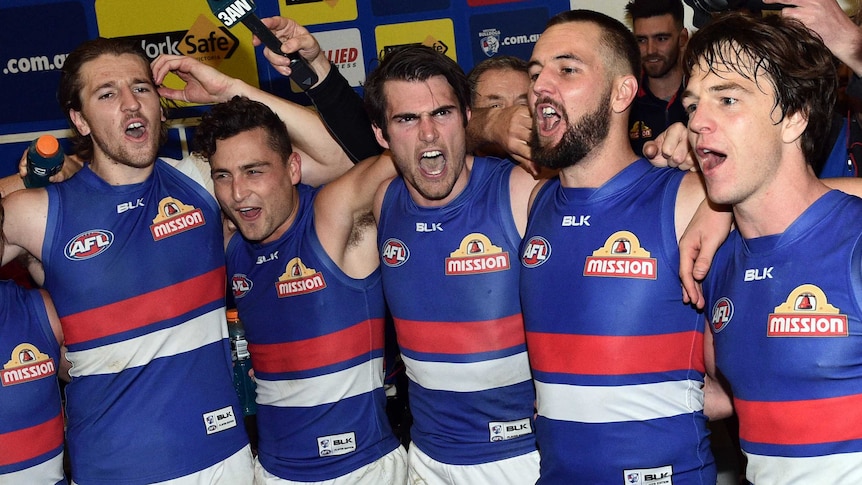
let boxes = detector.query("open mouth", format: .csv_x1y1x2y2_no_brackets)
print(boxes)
697,147,727,172
419,150,445,176
125,121,146,139
238,207,261,220
537,103,562,135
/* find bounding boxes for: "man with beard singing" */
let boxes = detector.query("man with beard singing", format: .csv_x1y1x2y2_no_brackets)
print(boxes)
518,10,721,484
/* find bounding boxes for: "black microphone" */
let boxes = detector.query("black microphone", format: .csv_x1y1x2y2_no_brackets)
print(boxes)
208,0,318,91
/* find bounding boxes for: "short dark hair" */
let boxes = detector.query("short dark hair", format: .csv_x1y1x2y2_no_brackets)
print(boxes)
546,9,641,78
193,96,294,163
58,37,168,161
625,0,685,28
363,45,470,141
684,12,837,166
467,55,529,106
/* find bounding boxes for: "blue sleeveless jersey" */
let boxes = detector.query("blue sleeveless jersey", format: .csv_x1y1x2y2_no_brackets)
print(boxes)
377,156,537,465
42,161,248,484
0,281,65,484
520,160,714,484
226,184,399,481
704,190,862,484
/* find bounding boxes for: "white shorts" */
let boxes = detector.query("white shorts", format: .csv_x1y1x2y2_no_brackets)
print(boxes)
407,443,540,485
253,445,408,485
73,445,255,485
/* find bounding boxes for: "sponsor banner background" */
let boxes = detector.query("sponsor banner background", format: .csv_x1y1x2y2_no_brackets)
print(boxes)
0,0,698,176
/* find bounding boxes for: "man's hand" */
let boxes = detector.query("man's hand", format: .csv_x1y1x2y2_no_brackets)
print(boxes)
468,104,540,175
151,54,240,105
17,149,83,185
765,0,862,75
643,122,697,171
678,199,733,309
258,16,331,88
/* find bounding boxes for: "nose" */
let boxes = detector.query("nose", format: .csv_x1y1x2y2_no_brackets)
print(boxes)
531,67,553,99
119,86,142,112
418,114,438,143
646,39,659,56
687,103,712,135
231,176,249,202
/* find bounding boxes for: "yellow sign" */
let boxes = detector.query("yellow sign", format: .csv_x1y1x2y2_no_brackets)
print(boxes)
375,19,457,64
279,0,358,27
95,0,261,105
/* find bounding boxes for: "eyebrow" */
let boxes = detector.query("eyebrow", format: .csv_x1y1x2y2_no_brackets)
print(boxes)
392,104,458,120
528,52,585,71
683,80,751,100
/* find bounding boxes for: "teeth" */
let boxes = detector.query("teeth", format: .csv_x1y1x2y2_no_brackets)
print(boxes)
703,149,712,154
127,122,143,130
422,150,442,158
542,106,557,117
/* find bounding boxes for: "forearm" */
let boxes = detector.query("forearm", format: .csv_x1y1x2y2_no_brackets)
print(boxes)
306,64,382,163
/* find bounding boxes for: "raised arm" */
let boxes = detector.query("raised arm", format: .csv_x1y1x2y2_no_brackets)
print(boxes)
151,54,352,186
259,16,382,164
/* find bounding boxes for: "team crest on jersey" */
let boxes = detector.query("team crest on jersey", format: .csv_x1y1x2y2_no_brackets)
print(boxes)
445,233,510,275
710,297,734,333
275,257,326,297
768,284,848,337
231,273,253,299
583,231,657,279
381,238,409,267
1,343,55,387
521,236,551,268
149,197,206,241
64,229,114,260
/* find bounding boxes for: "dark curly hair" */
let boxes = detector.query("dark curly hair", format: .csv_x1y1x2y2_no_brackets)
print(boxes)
193,96,294,163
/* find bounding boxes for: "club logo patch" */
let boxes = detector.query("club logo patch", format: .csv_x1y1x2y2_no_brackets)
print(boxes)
2,343,56,386
768,284,848,337
150,197,206,241
584,231,657,280
275,257,326,297
445,233,510,275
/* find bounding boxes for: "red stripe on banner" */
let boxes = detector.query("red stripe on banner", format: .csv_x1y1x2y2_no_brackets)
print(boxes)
736,394,862,445
62,268,226,345
0,413,64,466
249,319,384,373
527,330,705,375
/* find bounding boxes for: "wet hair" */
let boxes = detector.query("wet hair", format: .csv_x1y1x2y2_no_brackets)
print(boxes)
363,45,470,140
625,0,685,28
193,96,294,162
546,9,641,78
467,55,529,106
683,12,837,166
58,37,168,161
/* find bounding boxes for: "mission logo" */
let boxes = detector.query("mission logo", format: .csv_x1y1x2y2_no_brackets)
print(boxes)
583,231,657,280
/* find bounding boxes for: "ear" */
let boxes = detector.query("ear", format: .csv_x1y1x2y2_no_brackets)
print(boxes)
70,109,90,136
679,28,689,50
612,74,638,114
372,123,390,150
465,106,472,123
287,152,302,185
781,109,808,145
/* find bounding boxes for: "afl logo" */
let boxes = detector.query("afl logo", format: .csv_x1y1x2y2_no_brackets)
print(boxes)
381,238,409,267
64,230,114,261
711,297,734,333
521,236,551,268
231,274,253,299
